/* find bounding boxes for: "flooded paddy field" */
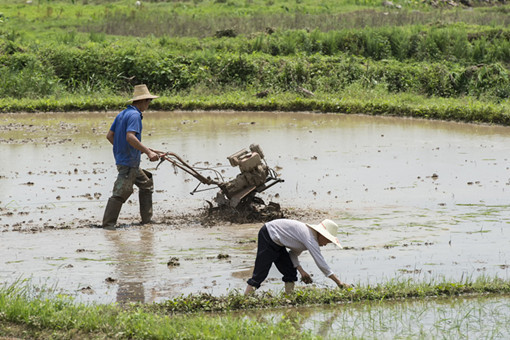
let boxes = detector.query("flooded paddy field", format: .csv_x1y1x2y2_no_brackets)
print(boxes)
1,110,510,308
236,295,510,339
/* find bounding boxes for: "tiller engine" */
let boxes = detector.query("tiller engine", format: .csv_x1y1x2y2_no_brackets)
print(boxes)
155,144,283,209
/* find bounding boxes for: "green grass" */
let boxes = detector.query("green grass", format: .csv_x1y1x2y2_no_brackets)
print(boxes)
2,89,509,125
2,0,510,123
150,276,510,313
2,0,509,38
0,282,316,339
1,277,509,339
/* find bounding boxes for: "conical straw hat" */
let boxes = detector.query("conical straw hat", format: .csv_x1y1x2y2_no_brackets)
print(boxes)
306,219,342,248
128,84,159,102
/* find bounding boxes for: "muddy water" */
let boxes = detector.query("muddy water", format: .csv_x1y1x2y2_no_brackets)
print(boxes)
237,295,510,338
1,111,510,304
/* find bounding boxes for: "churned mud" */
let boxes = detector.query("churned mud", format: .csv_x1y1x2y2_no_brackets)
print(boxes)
1,111,510,304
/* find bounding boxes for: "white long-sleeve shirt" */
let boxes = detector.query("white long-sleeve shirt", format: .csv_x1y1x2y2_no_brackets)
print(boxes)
265,219,334,277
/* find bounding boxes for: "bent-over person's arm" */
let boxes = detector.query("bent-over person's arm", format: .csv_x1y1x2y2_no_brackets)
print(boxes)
296,265,313,284
328,273,351,288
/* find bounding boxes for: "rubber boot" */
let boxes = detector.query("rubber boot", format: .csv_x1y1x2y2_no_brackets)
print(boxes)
285,282,295,294
102,198,123,230
139,191,153,224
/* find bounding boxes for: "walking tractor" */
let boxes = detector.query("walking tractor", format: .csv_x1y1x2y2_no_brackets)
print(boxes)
154,144,284,211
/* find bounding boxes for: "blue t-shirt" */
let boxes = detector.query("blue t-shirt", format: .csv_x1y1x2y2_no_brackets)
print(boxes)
110,105,143,167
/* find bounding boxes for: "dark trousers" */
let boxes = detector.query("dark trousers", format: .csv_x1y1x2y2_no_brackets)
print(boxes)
111,165,153,203
247,225,298,288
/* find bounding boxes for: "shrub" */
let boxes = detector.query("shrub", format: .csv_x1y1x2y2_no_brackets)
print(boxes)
0,57,62,98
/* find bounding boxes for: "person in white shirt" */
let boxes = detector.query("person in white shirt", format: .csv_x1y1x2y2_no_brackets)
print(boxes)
245,218,351,295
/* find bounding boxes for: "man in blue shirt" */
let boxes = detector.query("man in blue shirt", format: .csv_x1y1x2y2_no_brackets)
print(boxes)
102,84,160,229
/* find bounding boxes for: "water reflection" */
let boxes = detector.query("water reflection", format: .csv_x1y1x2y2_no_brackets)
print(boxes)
235,296,510,338
105,228,156,303
3,111,510,214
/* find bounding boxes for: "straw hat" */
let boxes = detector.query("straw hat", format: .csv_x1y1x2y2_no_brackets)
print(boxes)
306,219,342,248
128,84,159,102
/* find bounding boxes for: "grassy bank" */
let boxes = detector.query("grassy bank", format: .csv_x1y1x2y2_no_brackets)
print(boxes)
2,90,509,125
0,283,314,339
1,277,509,339
1,0,510,125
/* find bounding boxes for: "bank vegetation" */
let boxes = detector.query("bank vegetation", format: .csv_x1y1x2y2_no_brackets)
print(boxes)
1,0,510,124
1,277,509,339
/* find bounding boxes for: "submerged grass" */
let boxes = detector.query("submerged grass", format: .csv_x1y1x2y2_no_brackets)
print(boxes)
1,277,509,339
285,294,510,339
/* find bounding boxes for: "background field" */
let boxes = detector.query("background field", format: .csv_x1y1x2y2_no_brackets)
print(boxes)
1,0,510,123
